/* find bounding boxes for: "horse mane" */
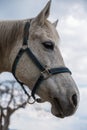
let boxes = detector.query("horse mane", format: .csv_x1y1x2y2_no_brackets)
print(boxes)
0,20,28,53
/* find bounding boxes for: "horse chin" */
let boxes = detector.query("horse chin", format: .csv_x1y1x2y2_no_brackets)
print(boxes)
51,101,76,118
36,98,65,118
51,103,65,118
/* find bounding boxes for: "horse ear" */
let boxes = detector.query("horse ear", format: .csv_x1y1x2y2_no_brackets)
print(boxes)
36,0,51,25
53,19,59,28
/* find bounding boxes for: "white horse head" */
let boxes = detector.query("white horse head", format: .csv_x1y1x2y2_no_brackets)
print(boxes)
0,0,80,118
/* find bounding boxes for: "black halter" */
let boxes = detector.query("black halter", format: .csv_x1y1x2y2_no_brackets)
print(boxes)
12,21,71,103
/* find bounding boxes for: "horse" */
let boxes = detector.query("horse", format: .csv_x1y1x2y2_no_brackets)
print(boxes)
0,0,79,118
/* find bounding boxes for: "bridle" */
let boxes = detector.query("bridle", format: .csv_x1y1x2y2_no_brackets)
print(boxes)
12,21,71,103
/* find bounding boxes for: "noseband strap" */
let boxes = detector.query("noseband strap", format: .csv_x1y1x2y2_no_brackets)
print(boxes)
12,21,71,103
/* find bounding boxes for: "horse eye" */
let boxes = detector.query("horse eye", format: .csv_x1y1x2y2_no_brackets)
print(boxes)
42,41,54,50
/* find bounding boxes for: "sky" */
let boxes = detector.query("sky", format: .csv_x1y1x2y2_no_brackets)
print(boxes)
0,0,87,130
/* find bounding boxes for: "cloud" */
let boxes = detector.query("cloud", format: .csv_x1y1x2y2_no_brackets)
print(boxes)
59,20,87,85
56,2,87,86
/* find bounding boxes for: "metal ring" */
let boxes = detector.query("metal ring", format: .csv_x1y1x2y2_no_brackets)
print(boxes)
28,96,36,104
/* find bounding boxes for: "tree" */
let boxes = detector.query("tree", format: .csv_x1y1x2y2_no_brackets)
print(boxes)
0,80,29,130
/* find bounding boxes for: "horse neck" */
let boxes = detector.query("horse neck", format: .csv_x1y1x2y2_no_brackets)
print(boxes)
0,19,30,72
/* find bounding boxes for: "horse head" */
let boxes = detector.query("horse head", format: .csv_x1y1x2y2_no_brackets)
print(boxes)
9,0,80,118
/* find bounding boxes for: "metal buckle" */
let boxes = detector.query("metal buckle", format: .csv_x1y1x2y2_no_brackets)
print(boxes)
28,96,36,104
41,66,51,79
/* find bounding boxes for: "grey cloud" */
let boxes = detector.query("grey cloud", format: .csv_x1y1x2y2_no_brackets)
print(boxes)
59,12,87,85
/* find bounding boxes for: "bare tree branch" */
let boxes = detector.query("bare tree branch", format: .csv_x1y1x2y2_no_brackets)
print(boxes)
0,80,29,130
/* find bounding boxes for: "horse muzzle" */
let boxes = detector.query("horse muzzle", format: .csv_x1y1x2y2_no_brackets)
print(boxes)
51,93,79,118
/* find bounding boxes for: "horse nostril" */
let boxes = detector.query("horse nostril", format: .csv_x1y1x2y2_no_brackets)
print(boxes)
72,94,77,107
